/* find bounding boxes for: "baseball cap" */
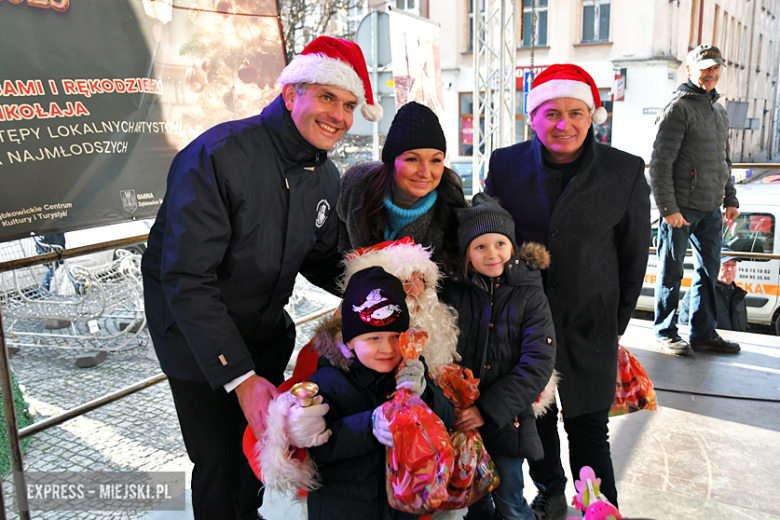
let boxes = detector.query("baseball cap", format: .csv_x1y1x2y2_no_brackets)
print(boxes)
720,247,741,263
687,44,726,69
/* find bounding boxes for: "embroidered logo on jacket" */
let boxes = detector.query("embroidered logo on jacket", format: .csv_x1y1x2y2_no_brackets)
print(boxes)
315,199,330,228
352,288,402,326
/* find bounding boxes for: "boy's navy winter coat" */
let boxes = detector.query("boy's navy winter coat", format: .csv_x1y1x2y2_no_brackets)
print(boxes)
440,243,556,461
306,316,454,520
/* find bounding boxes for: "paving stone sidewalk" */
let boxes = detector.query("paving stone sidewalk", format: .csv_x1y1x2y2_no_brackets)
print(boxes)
1,277,339,519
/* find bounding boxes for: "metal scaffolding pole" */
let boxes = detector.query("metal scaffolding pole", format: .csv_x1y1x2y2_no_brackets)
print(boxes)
473,0,517,194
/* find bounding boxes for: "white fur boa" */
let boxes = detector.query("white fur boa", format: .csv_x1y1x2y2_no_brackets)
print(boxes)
532,370,560,418
257,392,319,497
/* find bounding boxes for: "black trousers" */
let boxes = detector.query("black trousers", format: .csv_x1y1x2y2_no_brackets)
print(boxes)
168,376,264,520
528,402,618,508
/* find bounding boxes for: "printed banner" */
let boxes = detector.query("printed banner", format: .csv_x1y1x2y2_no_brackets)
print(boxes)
0,0,285,242
388,8,444,119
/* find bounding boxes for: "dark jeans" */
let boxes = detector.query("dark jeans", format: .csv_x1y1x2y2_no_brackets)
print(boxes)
168,376,263,520
653,207,722,344
467,456,534,520
528,403,618,508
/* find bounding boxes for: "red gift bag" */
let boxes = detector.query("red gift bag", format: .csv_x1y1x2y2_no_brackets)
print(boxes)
609,345,658,417
433,364,500,511
384,330,455,514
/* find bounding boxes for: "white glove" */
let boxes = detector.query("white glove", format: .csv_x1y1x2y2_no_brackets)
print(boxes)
371,406,394,447
285,395,332,448
396,359,427,397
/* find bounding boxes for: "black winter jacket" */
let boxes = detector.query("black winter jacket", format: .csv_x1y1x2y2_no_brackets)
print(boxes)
485,128,650,417
649,83,739,216
141,94,343,389
679,280,748,332
306,316,454,520
440,244,556,461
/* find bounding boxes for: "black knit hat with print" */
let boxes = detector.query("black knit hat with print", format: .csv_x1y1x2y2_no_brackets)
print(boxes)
381,101,447,165
456,192,518,256
341,266,410,343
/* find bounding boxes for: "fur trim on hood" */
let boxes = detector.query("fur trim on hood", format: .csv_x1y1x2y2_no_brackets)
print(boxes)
312,313,354,371
517,242,551,271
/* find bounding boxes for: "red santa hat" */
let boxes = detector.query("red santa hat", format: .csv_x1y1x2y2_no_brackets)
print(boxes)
341,236,440,292
278,35,383,122
527,64,608,125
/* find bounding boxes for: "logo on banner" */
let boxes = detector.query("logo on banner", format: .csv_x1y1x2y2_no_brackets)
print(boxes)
315,199,330,228
120,190,138,213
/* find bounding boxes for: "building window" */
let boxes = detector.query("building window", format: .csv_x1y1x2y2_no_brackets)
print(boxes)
467,0,485,51
522,0,548,47
396,0,420,16
689,0,700,47
729,16,736,62
460,93,475,156
459,92,526,156
581,0,609,42
713,5,720,45
736,23,742,66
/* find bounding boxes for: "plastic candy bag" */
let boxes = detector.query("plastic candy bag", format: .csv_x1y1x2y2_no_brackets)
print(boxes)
433,364,500,511
384,329,454,513
609,345,658,417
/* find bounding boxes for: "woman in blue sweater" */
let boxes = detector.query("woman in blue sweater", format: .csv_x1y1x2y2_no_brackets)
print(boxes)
337,101,467,270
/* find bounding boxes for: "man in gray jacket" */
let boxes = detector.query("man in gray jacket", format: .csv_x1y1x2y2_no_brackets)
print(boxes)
650,44,741,356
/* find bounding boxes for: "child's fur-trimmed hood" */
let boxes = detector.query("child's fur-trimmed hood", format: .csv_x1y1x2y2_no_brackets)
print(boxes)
517,242,550,271
311,313,354,372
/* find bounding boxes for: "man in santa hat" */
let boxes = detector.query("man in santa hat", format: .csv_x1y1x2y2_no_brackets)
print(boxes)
141,36,382,519
484,64,650,519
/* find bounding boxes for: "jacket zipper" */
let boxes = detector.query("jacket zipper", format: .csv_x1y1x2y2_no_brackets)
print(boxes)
477,276,493,381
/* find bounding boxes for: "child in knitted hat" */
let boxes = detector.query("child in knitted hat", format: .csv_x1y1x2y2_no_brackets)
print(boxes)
440,193,558,520
305,266,453,520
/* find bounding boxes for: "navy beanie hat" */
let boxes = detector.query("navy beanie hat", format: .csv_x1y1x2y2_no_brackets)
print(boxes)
382,101,447,164
341,266,410,343
456,193,517,256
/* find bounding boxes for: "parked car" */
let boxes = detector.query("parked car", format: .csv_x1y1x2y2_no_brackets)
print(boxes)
635,183,780,334
450,159,485,197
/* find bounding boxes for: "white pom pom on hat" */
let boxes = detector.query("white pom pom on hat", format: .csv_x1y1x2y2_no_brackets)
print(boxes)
527,64,607,125
278,36,383,122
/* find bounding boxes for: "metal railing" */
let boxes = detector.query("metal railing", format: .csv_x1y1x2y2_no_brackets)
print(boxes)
0,236,337,518
644,162,780,170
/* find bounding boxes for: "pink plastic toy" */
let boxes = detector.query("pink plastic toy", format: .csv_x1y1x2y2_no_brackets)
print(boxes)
566,466,623,520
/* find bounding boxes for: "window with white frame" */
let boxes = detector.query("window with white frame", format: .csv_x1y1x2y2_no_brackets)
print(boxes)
467,0,485,51
396,0,419,16
346,1,369,36
522,0,548,47
582,0,610,42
